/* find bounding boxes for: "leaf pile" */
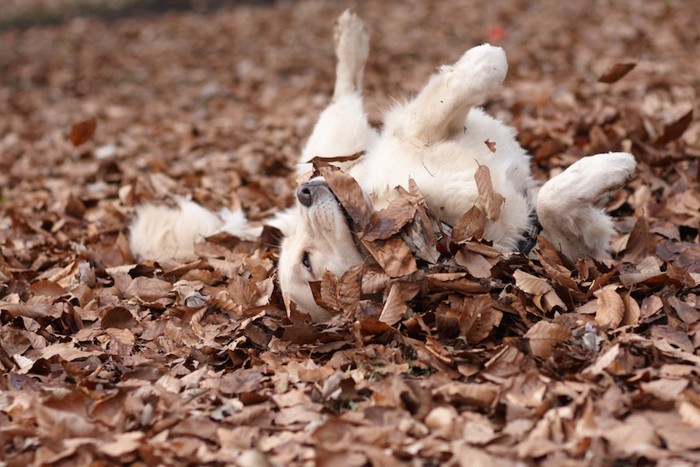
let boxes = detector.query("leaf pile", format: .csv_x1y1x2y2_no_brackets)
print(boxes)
1,0,699,465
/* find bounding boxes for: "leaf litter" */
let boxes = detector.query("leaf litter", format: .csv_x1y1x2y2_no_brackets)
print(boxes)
1,0,699,465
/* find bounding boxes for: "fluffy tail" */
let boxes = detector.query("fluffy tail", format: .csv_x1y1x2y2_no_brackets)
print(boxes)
536,152,636,260
129,199,260,262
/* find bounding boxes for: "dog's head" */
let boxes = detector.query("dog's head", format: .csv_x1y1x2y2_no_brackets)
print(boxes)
276,178,365,321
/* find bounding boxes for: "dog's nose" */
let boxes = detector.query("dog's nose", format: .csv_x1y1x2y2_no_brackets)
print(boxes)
297,183,315,207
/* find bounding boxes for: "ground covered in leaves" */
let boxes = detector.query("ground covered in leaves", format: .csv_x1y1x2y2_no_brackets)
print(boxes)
1,0,699,465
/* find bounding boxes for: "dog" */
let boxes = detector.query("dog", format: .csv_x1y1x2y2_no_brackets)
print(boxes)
129,10,636,322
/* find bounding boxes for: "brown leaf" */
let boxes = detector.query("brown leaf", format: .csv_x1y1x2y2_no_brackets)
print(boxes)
655,108,693,146
513,269,553,296
101,307,137,329
29,280,66,297
484,139,496,153
524,321,571,358
426,273,490,293
402,204,441,263
667,295,699,324
379,281,419,325
362,190,418,242
99,432,144,458
319,270,341,313
363,236,417,277
434,381,499,408
619,256,662,286
436,294,501,342
455,249,493,278
309,150,365,164
70,116,97,146
475,164,505,221
124,276,172,302
1,301,62,320
316,161,372,230
462,294,503,343
598,62,636,83
594,285,624,329
621,292,641,326
452,206,486,243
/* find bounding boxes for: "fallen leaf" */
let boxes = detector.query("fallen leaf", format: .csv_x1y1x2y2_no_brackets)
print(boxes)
70,117,97,146
598,62,636,83
655,109,693,146
594,285,624,329
524,321,572,358
475,164,505,221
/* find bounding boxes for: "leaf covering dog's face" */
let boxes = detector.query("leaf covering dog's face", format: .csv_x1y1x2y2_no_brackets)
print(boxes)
277,178,365,321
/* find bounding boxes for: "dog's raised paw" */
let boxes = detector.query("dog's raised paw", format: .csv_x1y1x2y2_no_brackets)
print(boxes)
334,10,369,69
451,43,508,93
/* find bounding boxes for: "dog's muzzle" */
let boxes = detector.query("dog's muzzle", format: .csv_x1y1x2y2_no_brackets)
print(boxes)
297,179,331,207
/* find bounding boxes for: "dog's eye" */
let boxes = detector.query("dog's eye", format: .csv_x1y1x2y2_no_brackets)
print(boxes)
301,251,312,272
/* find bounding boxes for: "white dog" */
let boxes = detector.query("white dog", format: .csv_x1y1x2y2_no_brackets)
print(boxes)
130,11,636,321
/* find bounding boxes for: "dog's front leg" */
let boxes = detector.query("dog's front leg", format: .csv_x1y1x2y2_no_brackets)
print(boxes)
386,44,507,147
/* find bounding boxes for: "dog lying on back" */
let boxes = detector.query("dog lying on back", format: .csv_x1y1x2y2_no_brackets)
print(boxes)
130,11,636,321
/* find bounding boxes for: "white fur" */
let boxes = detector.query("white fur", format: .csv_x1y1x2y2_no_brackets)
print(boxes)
129,198,259,262
538,152,637,260
129,11,636,321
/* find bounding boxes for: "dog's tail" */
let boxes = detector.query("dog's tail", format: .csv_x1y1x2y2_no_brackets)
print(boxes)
536,152,636,261
129,198,261,262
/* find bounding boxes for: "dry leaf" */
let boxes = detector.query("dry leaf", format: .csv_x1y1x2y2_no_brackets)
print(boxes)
524,321,572,358
655,109,693,146
452,206,486,243
70,117,97,146
316,161,372,230
598,62,636,83
475,164,505,221
594,285,624,329
363,236,417,277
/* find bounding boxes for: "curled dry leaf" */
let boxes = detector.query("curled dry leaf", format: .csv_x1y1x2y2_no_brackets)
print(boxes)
316,161,372,230
475,164,505,221
363,193,418,242
69,117,97,146
597,62,636,83
655,108,693,146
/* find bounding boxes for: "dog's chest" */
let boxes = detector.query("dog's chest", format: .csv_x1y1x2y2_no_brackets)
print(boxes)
351,143,483,225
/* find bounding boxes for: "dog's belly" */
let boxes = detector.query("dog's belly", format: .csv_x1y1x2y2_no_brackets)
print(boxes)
351,110,535,250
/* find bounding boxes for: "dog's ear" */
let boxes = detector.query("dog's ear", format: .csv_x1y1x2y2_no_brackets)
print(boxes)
265,208,298,238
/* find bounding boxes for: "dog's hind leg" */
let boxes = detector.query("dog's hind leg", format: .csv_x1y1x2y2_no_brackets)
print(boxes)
537,152,637,260
299,10,377,172
332,9,369,101
386,44,507,146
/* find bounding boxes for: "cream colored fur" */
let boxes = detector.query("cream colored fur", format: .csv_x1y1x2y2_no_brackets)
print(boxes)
129,11,636,322
129,198,259,262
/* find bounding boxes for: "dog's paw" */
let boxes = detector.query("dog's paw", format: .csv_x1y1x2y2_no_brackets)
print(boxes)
566,152,637,196
451,43,508,94
334,10,369,69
